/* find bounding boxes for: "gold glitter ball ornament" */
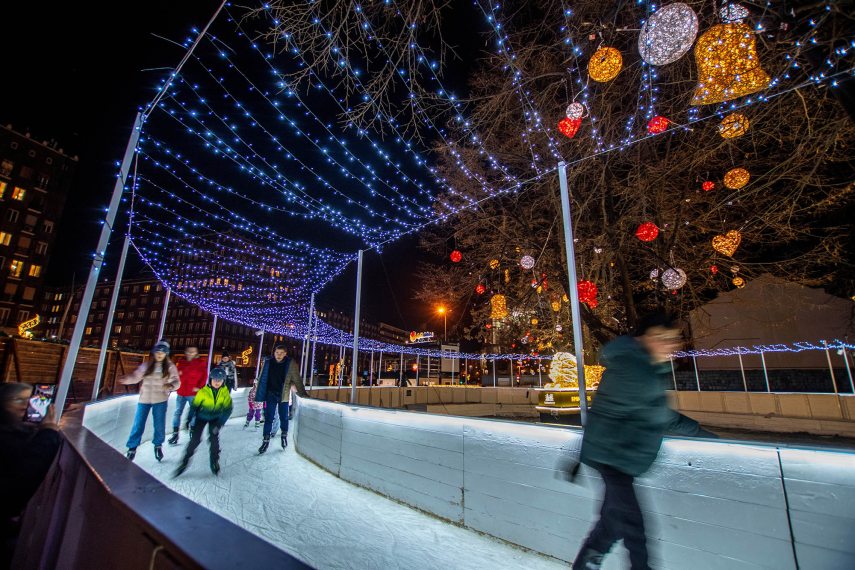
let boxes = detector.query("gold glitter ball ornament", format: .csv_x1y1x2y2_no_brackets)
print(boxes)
732,276,746,288
588,47,623,82
691,23,771,105
724,167,750,189
490,294,508,319
718,113,749,139
551,301,561,312
489,259,500,269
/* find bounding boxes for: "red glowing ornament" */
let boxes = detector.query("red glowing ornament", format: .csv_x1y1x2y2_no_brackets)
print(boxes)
485,323,492,329
647,115,669,134
702,180,715,192
635,222,660,242
558,117,583,139
710,265,719,274
450,250,462,263
475,283,486,295
577,280,599,308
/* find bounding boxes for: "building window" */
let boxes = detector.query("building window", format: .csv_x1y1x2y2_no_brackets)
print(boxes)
22,287,35,300
6,210,19,223
143,284,151,293
28,264,41,277
0,232,10,246
37,173,49,188
19,165,33,179
150,310,158,319
18,235,31,249
0,308,9,325
0,160,12,177
132,285,139,293
3,283,15,298
85,327,93,335
0,182,6,199
42,220,54,234
51,305,60,313
24,215,37,231
17,310,29,322
116,311,124,320
12,187,26,201
9,259,23,278
135,324,143,334
114,325,122,334
95,326,102,334
147,325,155,335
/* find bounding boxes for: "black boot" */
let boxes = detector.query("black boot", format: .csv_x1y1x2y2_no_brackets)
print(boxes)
126,448,137,461
154,446,164,462
210,456,220,475
258,437,270,454
573,548,604,570
168,429,179,445
174,457,189,478
281,433,288,449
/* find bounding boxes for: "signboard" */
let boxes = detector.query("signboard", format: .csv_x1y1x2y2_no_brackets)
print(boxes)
18,314,40,338
409,331,435,344
240,346,253,365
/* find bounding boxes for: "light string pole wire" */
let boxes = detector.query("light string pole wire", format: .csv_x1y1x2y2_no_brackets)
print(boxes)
350,249,365,403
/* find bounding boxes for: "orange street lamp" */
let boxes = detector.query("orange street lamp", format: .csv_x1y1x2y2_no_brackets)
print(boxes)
437,306,448,342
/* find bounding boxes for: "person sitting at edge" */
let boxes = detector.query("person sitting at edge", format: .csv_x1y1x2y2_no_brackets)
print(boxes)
255,344,309,454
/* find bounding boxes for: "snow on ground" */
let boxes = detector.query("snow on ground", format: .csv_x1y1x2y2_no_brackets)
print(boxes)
133,418,568,570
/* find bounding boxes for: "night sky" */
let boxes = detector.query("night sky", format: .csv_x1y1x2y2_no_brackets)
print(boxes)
1,1,476,332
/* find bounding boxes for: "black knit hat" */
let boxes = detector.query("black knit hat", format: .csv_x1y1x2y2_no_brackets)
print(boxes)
152,340,171,355
221,350,230,358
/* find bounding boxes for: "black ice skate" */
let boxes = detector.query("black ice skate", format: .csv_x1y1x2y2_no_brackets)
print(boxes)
174,457,189,478
281,433,288,449
154,446,164,462
168,429,179,445
126,448,137,461
211,457,220,475
258,437,270,454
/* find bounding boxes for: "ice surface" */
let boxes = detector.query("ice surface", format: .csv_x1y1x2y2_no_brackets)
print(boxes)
132,418,567,570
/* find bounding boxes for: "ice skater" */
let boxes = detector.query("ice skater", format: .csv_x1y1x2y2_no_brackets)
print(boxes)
572,313,716,570
174,368,233,477
244,378,263,429
169,344,208,445
255,344,309,454
122,340,180,462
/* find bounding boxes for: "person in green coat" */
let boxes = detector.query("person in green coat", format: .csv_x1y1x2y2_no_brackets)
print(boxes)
174,367,233,477
573,313,716,570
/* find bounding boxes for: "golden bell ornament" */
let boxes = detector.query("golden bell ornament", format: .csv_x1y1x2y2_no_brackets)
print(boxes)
691,23,770,105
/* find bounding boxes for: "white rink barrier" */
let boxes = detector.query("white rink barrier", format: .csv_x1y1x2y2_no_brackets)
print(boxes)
293,397,855,570
82,389,249,450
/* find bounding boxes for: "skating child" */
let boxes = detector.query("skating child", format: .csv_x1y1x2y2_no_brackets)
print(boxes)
174,367,233,477
244,378,263,429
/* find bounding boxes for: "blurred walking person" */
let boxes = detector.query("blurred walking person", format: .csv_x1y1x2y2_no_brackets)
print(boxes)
169,345,207,445
218,351,238,391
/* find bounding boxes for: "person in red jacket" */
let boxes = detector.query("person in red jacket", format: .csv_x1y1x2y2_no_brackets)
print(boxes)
169,345,208,445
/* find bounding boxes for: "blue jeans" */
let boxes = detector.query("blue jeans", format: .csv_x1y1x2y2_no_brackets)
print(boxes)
263,396,289,438
126,401,168,449
172,395,196,430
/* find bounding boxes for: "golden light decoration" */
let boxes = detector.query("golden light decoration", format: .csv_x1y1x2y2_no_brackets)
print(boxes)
531,317,539,325
588,47,623,82
489,259,500,269
724,167,750,189
551,301,561,312
504,269,510,283
562,294,569,303
490,294,508,319
691,23,771,105
546,352,606,389
732,276,746,288
712,230,742,257
719,113,749,139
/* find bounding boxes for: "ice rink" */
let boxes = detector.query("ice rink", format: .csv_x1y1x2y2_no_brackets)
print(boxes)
133,418,567,570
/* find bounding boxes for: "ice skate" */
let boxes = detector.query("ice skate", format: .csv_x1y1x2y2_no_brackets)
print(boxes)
168,429,179,445
254,420,260,429
174,457,189,478
126,448,137,461
258,436,270,454
243,420,250,429
154,445,164,462
281,433,288,449
210,457,220,475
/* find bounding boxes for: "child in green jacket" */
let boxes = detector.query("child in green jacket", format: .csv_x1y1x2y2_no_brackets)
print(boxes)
174,367,233,476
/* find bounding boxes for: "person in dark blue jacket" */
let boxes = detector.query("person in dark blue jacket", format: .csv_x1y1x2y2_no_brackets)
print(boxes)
256,344,308,454
573,313,716,570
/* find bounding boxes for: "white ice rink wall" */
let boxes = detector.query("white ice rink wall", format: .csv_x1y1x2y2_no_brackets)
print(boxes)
294,397,855,570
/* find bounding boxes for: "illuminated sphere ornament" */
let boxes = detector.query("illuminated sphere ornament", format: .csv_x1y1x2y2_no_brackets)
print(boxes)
692,23,771,105
732,276,746,288
720,3,749,23
661,267,687,290
719,113,749,139
710,265,719,274
577,280,598,308
450,250,462,263
702,180,715,192
712,230,742,257
588,47,623,82
638,3,699,66
635,222,660,242
647,116,670,135
475,283,486,295
551,300,561,312
558,117,582,139
555,324,563,332
531,318,539,326
724,167,750,189
566,102,585,120
490,294,508,319
489,259,500,270
520,255,536,270
650,268,660,280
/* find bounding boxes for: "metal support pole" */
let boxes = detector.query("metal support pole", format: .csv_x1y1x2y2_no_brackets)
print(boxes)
379,351,383,384
91,233,131,402
692,355,701,391
557,162,588,424
350,250,364,403
427,355,431,384
302,293,315,378
207,314,218,372
338,331,345,387
760,350,771,392
370,351,374,385
843,347,854,394
737,349,747,392
399,352,404,385
538,358,542,387
255,331,265,378
54,113,142,419
492,358,496,388
156,288,171,341
669,357,677,391
309,317,318,387
451,354,455,385
416,355,420,386
508,357,513,387
824,342,839,394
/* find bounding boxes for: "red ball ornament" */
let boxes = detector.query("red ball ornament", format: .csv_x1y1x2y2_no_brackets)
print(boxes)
475,283,486,295
558,117,582,139
702,180,715,192
485,323,492,329
577,280,598,308
710,265,719,274
635,222,660,242
647,115,669,134
450,250,462,263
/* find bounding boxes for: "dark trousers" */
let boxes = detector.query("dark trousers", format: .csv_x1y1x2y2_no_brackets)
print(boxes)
183,419,220,465
262,396,289,438
577,464,649,570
